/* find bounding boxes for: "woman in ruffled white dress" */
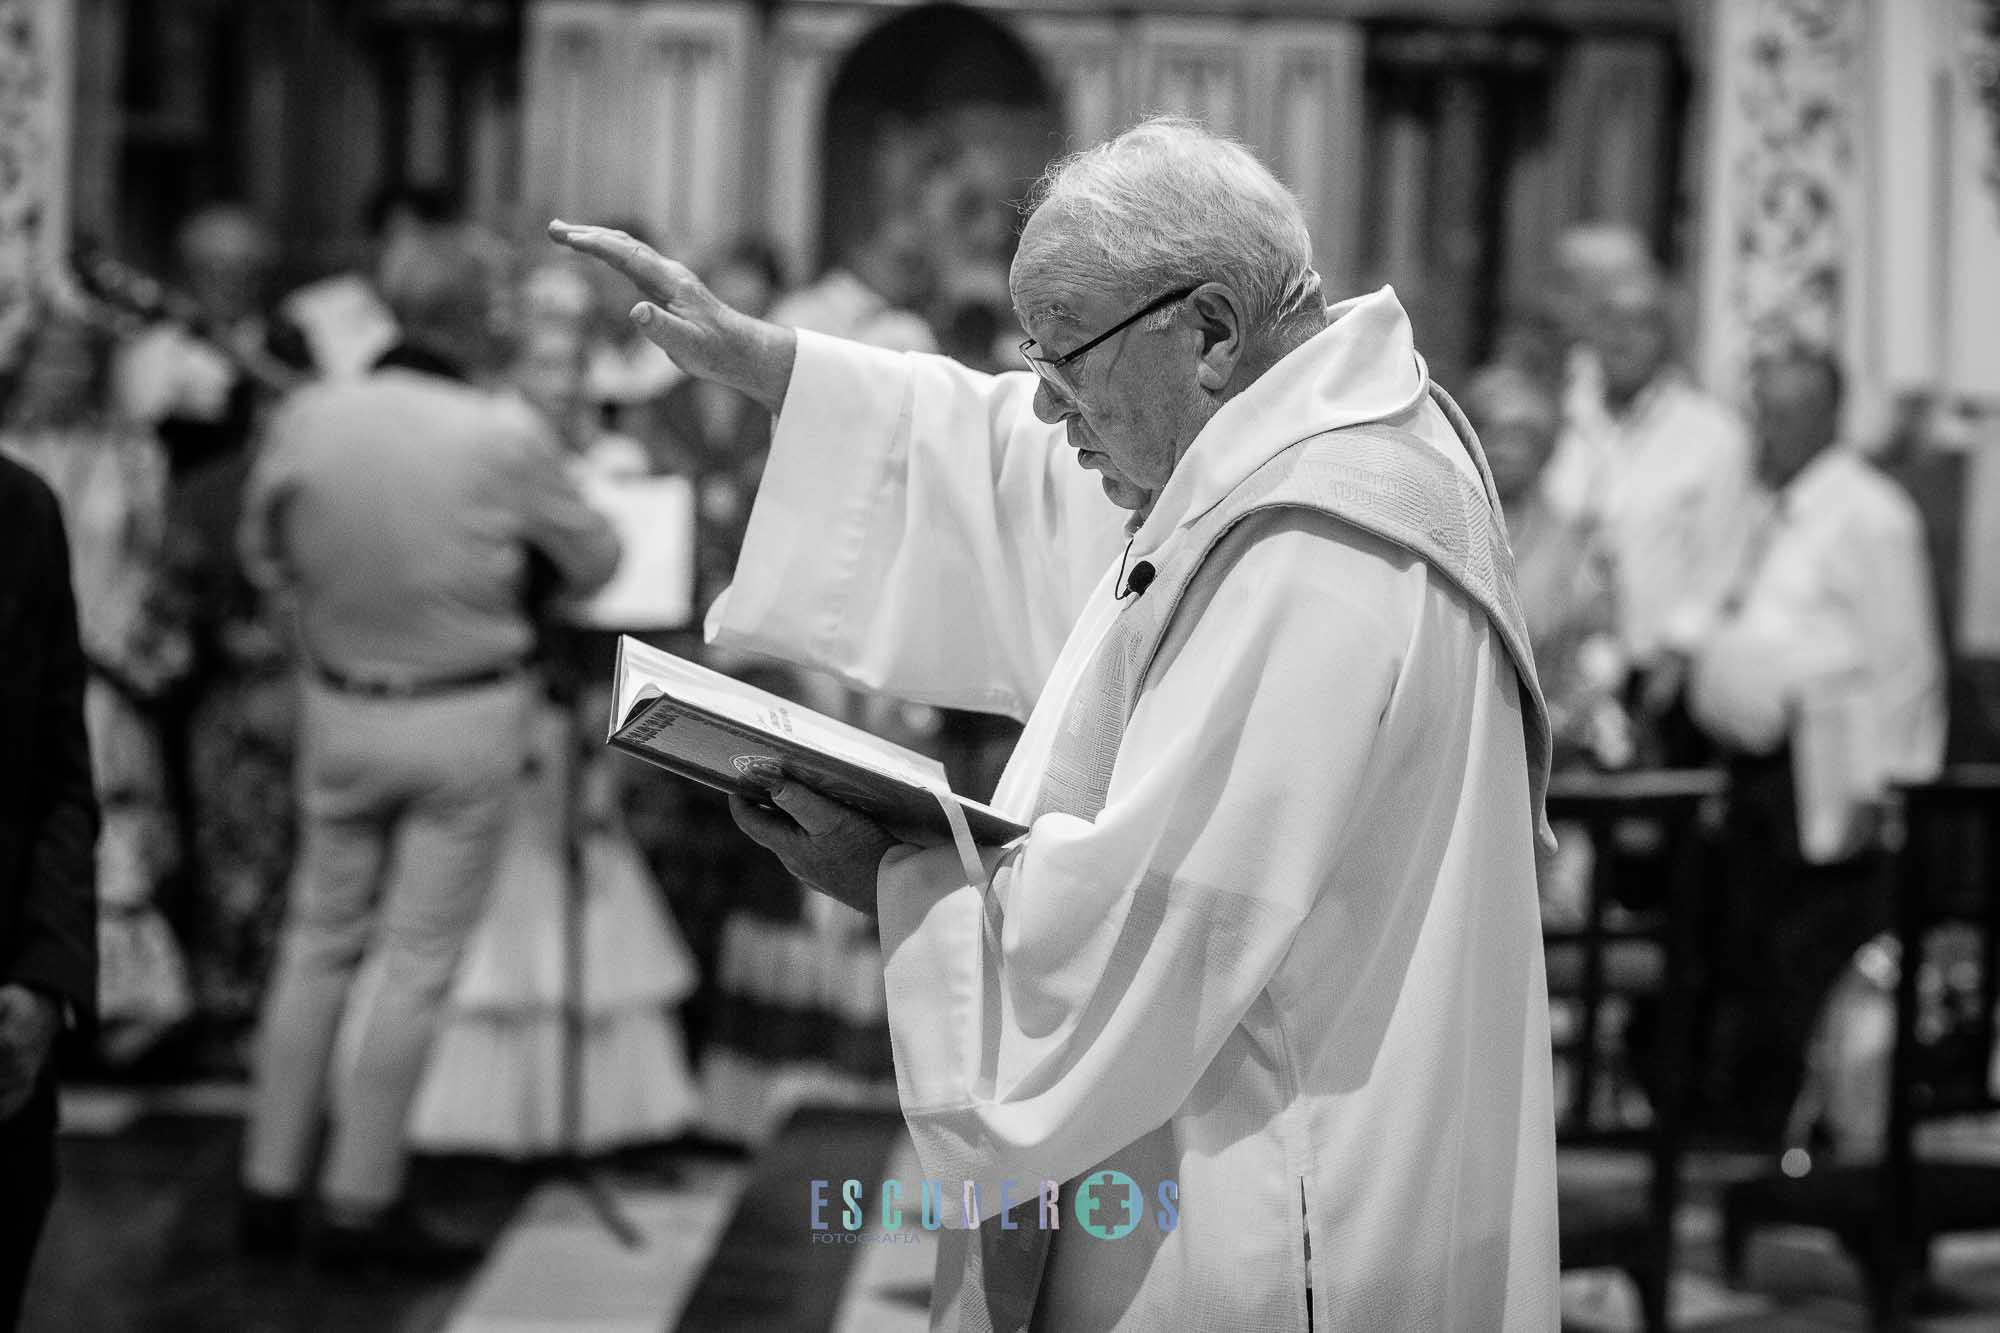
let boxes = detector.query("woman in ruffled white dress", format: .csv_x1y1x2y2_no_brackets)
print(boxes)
397,310,701,1156
405,699,700,1156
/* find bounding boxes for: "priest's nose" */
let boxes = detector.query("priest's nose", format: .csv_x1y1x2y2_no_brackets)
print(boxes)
1032,377,1078,426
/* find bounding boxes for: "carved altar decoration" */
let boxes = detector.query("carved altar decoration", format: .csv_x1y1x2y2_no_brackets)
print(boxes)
1974,0,2000,216
0,0,68,367
1726,0,1860,368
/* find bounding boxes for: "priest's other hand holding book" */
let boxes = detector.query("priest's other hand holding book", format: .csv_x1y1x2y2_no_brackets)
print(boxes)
726,782,911,918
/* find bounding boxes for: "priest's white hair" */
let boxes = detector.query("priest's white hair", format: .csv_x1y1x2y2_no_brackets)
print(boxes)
1023,116,1316,331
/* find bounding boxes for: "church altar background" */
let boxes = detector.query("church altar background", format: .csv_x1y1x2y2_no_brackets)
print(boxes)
7,0,1998,463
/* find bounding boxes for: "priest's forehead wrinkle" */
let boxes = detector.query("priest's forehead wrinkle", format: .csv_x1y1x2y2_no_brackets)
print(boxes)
1009,239,1142,334
1011,297,1087,333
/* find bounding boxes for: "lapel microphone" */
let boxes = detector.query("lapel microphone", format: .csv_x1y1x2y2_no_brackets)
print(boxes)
1113,539,1156,601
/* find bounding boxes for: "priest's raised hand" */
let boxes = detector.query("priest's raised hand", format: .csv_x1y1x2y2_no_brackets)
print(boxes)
546,220,796,413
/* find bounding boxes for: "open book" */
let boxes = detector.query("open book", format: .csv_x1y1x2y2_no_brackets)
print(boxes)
607,636,1029,845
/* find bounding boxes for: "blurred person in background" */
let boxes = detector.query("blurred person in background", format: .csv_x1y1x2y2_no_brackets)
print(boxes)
404,308,698,1161
1488,224,1651,400
913,140,1018,326
1547,223,1657,417
233,225,619,1270
510,320,597,452
280,182,462,380
770,212,939,355
517,261,596,357
1685,348,1946,1138
2,308,193,1067
1880,392,2000,764
110,206,304,1062
0,452,97,1333
1486,289,1571,405
113,205,297,482
1468,362,1649,1124
511,271,655,478
645,235,909,1143
684,228,956,1147
1466,363,1630,774
512,258,736,1088
1541,266,1759,757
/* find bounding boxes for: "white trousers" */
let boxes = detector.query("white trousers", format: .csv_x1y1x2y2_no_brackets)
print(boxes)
242,675,528,1208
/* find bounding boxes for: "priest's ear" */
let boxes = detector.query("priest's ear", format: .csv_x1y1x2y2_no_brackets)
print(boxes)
1187,283,1246,393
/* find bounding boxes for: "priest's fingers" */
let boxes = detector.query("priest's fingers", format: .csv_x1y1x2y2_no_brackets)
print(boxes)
728,793,800,850
547,221,696,305
547,221,720,353
547,218,799,412
727,791,886,916
769,781,864,838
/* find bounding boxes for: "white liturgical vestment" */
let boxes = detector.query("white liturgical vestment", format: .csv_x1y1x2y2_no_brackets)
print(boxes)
708,288,1559,1331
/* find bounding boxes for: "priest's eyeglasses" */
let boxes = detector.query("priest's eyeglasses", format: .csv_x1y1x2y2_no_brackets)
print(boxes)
1018,285,1201,402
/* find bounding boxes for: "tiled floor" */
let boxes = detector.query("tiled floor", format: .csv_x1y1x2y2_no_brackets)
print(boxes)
21,1086,2000,1332
444,1172,746,1333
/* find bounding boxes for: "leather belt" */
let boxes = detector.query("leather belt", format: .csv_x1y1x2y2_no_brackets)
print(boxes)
311,658,526,700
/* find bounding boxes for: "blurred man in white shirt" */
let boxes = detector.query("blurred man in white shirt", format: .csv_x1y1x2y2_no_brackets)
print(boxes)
1542,270,1759,681
1691,352,1946,848
236,228,619,1271
769,214,939,356
1687,348,1945,1136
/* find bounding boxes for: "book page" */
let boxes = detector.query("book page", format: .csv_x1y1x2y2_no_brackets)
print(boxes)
569,475,697,631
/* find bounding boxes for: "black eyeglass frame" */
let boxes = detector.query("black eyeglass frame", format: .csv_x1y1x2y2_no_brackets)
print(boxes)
1018,284,1202,398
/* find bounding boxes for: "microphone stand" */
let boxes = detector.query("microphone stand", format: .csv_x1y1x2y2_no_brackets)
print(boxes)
543,619,644,1250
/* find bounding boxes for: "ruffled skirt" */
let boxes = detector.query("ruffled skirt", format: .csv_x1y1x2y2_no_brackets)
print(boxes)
406,709,700,1156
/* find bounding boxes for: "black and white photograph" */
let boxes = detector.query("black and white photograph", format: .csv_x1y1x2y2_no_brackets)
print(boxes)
3,0,2000,1330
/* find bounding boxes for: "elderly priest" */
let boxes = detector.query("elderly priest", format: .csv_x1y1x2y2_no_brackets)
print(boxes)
555,117,1559,1332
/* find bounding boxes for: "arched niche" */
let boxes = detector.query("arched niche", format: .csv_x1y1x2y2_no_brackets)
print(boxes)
817,3,1064,363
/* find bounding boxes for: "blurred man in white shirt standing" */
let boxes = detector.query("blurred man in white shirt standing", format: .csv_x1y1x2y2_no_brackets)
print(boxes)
1542,269,1760,701
236,227,620,1270
1691,351,1946,837
1688,348,1945,1136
